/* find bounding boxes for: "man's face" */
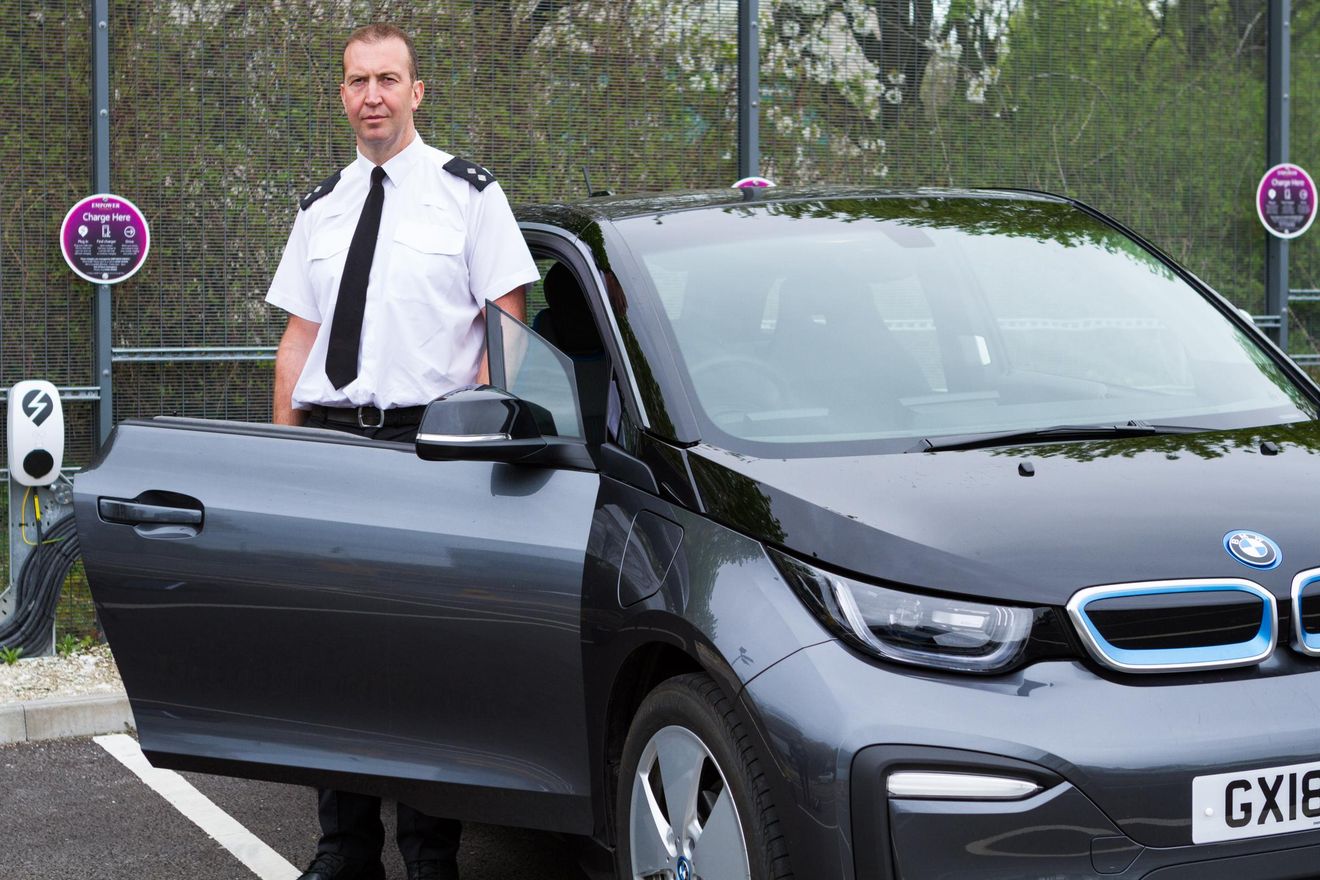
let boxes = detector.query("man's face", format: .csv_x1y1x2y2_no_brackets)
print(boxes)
340,37,424,162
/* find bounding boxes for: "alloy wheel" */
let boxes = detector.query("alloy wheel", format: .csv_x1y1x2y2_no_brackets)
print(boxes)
628,723,751,880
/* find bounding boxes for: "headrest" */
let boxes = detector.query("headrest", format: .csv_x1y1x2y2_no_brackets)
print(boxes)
544,263,603,356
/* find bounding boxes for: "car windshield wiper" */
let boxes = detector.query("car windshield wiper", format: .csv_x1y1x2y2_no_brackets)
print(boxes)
908,420,1208,453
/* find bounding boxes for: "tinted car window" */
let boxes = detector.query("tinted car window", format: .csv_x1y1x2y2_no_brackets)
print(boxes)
617,197,1316,456
491,307,585,440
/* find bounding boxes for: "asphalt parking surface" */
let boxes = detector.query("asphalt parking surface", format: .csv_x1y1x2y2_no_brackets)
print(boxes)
1,736,594,880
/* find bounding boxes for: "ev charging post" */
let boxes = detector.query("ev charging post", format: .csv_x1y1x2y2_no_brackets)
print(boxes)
4,381,74,642
7,380,64,487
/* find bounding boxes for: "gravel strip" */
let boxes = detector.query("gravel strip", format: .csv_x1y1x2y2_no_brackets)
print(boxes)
0,645,124,704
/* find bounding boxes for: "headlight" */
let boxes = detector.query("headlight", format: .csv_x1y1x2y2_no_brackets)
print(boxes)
771,549,1064,674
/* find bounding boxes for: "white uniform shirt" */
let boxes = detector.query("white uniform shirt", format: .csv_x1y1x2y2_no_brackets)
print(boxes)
266,135,540,410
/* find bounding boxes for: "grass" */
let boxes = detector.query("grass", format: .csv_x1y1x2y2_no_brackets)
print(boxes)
55,562,101,641
56,631,97,657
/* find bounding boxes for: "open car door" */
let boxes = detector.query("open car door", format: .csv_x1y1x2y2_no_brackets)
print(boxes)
74,306,600,833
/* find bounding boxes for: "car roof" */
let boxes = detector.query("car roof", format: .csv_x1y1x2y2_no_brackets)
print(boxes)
514,185,1070,229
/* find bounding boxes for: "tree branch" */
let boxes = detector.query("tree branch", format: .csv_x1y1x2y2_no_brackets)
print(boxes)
1232,7,1266,60
528,0,577,40
1138,0,1169,73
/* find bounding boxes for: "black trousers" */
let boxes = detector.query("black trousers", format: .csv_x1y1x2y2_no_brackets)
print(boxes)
316,788,460,866
302,408,461,865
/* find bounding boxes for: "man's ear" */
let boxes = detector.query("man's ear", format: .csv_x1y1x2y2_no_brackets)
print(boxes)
411,79,424,111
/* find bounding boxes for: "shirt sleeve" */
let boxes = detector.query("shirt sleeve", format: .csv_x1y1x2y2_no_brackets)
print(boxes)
465,181,540,306
265,207,322,323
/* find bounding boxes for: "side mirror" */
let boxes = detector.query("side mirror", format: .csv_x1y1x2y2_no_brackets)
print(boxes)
415,385,593,469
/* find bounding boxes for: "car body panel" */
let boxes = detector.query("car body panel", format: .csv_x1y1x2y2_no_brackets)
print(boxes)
688,423,1320,606
583,476,832,692
579,472,836,839
74,418,598,830
744,638,1320,876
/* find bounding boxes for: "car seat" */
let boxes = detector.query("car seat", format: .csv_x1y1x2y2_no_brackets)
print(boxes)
531,263,611,445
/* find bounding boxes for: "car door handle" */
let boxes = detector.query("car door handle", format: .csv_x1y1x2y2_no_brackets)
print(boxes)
98,498,203,526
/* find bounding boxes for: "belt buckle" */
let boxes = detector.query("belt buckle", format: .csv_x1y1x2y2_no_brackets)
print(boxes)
357,405,385,429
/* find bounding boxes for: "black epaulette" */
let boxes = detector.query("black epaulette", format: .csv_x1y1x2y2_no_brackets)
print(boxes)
443,157,496,192
299,170,342,211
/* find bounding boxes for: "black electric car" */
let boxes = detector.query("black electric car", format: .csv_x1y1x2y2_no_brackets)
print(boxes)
76,188,1320,879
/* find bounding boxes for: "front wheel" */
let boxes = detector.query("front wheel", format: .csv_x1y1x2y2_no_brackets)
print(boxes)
616,673,792,880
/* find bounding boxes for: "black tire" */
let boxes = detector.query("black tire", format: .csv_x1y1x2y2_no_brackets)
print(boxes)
615,672,792,880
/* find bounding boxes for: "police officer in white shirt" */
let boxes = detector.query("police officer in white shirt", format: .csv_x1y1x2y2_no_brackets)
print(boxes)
266,23,539,880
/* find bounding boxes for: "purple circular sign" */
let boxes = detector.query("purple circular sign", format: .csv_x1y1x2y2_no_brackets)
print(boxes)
1256,164,1316,240
60,193,150,284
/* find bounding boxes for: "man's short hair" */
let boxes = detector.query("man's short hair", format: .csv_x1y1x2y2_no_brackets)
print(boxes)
343,23,419,82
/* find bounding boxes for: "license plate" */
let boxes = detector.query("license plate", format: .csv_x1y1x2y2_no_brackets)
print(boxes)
1192,760,1320,843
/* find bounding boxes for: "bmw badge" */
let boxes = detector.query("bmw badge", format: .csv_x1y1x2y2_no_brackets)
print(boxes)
1224,530,1281,570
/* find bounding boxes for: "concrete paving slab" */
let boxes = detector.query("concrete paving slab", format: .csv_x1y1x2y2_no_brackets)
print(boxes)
0,693,133,744
0,703,25,742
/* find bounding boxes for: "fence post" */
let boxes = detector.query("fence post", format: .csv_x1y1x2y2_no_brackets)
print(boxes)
738,0,760,180
91,0,113,446
1267,0,1291,351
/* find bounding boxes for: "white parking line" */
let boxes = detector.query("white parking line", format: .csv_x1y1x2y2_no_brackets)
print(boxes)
94,734,300,880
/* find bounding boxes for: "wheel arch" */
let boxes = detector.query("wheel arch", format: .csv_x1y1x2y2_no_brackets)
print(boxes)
596,629,774,847
598,641,700,839
602,646,798,879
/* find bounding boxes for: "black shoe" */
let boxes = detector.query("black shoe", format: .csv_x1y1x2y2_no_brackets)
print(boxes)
297,852,387,880
406,860,459,880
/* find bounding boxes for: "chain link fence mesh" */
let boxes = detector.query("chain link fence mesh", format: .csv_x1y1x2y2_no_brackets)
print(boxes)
1,0,1318,640
1289,4,1320,355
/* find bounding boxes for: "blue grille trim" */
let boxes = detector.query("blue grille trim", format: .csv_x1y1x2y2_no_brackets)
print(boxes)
1066,580,1276,673
1290,568,1320,656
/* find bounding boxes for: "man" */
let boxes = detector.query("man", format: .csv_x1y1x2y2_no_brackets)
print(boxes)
265,23,539,880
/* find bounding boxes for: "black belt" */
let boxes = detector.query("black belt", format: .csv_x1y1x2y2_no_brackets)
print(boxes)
308,404,426,429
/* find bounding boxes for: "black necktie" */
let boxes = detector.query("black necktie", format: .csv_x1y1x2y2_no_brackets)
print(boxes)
326,165,387,389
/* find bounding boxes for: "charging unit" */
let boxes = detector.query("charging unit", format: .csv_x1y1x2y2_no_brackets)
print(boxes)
5,380,74,646
8,380,64,486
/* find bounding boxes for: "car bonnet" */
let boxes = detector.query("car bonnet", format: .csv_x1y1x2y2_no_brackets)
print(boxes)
686,422,1320,606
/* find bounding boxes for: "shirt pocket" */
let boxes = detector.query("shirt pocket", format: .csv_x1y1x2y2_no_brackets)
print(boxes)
393,222,464,256
306,226,354,297
309,226,354,260
390,222,467,302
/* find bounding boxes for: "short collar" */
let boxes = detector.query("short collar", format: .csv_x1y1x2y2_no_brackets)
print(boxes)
354,133,425,187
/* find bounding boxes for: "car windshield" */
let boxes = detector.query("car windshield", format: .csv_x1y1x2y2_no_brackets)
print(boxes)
617,196,1317,456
